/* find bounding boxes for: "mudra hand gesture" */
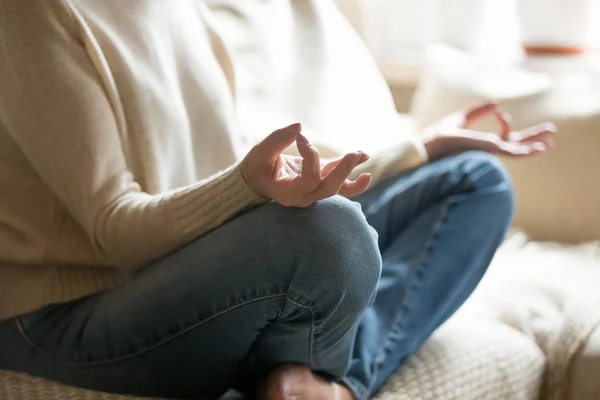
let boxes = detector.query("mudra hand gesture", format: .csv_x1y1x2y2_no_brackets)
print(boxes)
422,101,556,161
241,123,371,208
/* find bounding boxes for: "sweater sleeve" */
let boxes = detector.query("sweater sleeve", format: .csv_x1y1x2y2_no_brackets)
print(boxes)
0,0,265,268
283,132,428,186
347,136,428,183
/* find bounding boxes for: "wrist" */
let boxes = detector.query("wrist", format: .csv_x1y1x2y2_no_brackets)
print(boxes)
422,135,440,161
238,159,266,200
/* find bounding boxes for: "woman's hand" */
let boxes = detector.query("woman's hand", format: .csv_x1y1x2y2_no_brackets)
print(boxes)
240,123,372,207
422,102,557,161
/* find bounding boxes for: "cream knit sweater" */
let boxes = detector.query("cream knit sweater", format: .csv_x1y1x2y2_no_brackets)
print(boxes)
0,0,427,320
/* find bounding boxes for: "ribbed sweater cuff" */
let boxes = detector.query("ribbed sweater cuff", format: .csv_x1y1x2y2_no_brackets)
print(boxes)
166,163,267,238
411,137,430,163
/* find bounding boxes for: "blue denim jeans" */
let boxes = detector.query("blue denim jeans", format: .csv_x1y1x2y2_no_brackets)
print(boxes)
0,151,514,400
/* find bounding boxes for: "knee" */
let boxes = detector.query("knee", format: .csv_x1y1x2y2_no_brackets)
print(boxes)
459,151,515,221
281,196,382,314
303,196,382,287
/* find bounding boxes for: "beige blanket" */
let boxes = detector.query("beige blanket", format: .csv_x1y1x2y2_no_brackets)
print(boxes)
465,232,600,399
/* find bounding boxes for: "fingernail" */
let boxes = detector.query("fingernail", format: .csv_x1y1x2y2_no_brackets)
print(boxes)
298,133,309,144
358,151,370,162
540,122,557,133
532,142,547,151
287,122,302,132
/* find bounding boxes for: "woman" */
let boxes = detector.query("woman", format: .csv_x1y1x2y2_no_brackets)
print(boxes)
0,1,555,399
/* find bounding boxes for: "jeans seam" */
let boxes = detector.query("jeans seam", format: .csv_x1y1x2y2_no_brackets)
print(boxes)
314,290,346,329
16,318,46,356
284,296,316,369
51,293,288,367
368,198,453,391
341,375,370,400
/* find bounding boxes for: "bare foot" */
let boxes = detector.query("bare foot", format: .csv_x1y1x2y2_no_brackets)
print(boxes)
258,364,356,400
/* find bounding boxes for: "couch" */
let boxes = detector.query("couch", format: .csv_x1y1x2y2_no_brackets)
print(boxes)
3,45,600,400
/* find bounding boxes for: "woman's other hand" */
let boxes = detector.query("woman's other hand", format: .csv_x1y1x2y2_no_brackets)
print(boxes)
422,101,557,161
240,123,372,207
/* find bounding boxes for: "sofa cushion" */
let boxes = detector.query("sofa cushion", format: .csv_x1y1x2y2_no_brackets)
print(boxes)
0,317,545,400
374,317,544,400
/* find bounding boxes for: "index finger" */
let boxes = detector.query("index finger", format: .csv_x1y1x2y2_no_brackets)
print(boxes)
463,101,499,128
296,134,321,185
494,108,512,141
304,152,363,202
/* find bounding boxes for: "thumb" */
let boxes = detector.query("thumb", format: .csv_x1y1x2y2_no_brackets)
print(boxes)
256,123,302,162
